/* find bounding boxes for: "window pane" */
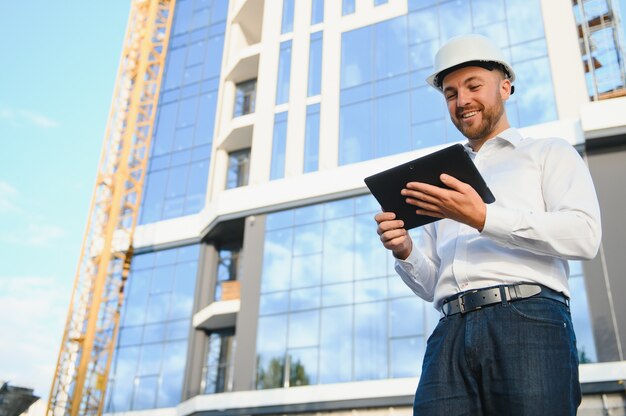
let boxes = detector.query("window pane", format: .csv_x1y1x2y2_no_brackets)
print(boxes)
390,337,424,378
261,228,293,292
259,291,289,315
288,347,318,386
374,91,411,158
375,17,408,80
308,32,323,96
319,306,353,383
341,26,372,88
354,302,387,380
270,112,288,180
293,223,323,255
342,0,355,15
322,282,354,307
390,297,424,337
281,0,295,34
257,315,287,388
291,254,322,288
354,214,388,279
276,41,293,104
304,104,320,173
159,341,187,406
288,310,320,348
322,217,354,283
438,0,471,41
311,0,324,24
107,346,140,412
505,0,545,44
290,286,321,311
339,100,372,165
133,375,158,410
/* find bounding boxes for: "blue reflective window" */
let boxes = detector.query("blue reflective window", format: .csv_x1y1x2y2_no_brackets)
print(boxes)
276,41,293,104
308,32,323,97
304,104,320,173
281,0,295,34
338,0,557,165
258,196,431,387
342,0,355,15
311,0,324,24
140,0,226,224
106,245,200,412
270,111,288,180
374,0,388,5
390,337,424,378
339,100,372,165
569,261,598,362
341,26,372,89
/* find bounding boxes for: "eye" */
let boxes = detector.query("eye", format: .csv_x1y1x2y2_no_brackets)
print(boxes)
469,84,482,91
445,92,457,101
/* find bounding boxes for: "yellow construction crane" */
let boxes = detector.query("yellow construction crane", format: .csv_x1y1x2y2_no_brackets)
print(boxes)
47,1,175,414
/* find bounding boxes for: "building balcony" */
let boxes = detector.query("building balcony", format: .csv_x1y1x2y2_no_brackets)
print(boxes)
193,281,241,331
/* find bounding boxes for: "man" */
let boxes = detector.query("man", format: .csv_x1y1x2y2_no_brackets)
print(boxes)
375,34,601,415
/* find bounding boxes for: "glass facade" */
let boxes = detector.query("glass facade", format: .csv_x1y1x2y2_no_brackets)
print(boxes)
303,104,320,173
255,195,440,388
339,0,557,165
140,0,228,224
105,245,200,411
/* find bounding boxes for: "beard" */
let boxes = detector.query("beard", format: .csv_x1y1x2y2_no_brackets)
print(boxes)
451,93,506,142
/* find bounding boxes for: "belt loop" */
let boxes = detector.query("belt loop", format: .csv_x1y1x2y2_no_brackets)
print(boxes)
498,286,507,307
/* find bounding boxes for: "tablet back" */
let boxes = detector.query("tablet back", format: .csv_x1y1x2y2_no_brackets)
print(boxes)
364,144,495,229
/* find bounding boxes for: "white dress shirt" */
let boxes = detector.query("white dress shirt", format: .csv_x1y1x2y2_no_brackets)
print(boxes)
395,128,602,310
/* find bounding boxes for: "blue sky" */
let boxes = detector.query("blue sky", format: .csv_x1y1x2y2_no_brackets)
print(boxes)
0,2,130,400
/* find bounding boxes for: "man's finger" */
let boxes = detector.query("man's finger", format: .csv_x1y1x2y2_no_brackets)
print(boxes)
440,174,469,192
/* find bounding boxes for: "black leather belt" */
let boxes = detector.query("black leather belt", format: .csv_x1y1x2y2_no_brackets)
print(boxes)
441,284,569,317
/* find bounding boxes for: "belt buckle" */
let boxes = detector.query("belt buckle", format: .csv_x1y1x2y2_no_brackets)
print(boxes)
457,289,479,314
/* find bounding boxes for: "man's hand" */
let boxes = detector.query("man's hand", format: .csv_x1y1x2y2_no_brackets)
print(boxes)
402,174,487,231
375,212,413,260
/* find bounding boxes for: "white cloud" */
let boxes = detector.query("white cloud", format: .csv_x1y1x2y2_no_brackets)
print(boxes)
0,106,60,129
0,275,71,399
0,180,66,246
0,180,20,214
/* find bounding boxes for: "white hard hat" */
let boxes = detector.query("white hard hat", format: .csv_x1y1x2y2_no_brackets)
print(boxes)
426,34,515,93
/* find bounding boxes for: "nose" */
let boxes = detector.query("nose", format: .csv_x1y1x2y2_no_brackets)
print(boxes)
456,88,471,107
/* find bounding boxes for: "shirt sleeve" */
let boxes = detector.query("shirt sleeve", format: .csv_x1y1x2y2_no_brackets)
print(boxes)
481,139,602,260
394,224,440,302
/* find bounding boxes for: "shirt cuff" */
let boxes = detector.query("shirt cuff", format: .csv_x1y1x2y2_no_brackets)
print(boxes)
395,245,423,273
481,204,517,244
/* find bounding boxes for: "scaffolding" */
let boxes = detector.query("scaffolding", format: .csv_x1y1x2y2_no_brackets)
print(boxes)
46,1,175,414
575,0,626,100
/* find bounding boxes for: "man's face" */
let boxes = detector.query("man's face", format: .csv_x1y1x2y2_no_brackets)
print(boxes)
442,66,510,143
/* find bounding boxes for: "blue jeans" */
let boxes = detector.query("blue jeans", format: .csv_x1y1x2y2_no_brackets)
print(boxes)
414,298,581,415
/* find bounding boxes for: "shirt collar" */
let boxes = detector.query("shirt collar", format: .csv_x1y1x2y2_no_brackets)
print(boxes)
463,127,522,152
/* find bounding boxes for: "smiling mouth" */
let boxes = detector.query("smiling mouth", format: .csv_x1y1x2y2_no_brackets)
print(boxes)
461,110,480,119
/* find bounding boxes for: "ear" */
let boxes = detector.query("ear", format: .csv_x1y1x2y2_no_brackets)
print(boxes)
499,78,512,100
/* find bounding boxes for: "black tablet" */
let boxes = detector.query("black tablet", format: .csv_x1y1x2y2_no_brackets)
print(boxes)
364,144,495,229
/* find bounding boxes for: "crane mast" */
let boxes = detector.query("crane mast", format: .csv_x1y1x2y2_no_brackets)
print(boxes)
47,1,175,414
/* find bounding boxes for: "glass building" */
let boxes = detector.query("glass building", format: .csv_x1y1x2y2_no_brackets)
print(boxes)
103,0,626,414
